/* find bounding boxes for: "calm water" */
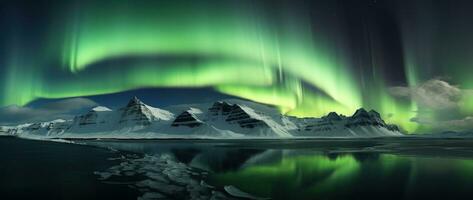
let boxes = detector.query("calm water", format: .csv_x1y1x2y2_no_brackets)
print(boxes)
0,136,138,200
2,136,473,199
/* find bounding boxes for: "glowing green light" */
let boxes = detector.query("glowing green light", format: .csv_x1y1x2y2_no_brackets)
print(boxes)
0,0,428,133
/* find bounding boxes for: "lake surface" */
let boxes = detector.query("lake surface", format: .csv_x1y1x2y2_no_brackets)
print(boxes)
2,136,473,199
0,136,138,200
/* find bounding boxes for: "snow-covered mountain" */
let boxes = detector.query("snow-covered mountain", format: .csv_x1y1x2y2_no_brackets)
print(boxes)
288,108,401,137
0,97,403,139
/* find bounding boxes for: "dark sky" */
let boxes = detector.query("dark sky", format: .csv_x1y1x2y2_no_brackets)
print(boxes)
1,0,473,133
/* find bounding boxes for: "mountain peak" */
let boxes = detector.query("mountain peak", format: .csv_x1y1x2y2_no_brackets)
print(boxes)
352,108,369,118
8,97,403,138
368,109,381,118
119,96,175,125
324,112,342,121
126,96,144,107
209,101,238,116
351,108,384,120
213,101,233,107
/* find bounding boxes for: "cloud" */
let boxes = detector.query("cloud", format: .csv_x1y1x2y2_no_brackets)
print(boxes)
390,79,473,132
40,98,98,111
423,116,473,132
0,98,98,125
390,79,463,110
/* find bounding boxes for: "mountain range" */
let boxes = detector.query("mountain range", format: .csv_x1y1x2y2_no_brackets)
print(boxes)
0,97,403,139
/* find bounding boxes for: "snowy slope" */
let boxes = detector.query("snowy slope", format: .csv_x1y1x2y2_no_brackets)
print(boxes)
64,97,175,137
0,126,12,135
5,97,404,139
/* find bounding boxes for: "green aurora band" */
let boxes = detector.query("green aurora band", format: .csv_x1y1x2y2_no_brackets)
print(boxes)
1,0,428,132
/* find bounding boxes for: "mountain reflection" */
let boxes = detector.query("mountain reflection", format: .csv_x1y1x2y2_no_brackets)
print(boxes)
84,139,473,200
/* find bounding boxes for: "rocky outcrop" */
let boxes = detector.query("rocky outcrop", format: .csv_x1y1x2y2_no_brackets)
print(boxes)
46,120,70,133
208,101,235,118
10,120,70,136
171,111,202,127
323,112,343,121
225,105,269,129
69,106,113,131
209,101,269,128
346,108,399,131
208,101,269,129
298,108,401,136
76,110,101,126
119,97,156,126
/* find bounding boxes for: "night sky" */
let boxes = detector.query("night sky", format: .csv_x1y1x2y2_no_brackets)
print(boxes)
1,0,473,133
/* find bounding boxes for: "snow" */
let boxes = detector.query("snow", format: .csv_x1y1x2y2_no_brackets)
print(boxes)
187,107,203,114
145,104,174,121
5,97,405,139
92,106,112,112
49,119,67,123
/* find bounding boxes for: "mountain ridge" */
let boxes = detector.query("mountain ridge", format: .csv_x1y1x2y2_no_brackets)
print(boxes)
0,97,403,139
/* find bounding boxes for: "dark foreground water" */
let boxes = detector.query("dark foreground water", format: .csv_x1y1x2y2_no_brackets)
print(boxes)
0,136,138,200
2,136,473,200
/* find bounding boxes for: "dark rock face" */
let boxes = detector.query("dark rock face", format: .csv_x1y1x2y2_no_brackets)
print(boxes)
302,112,341,132
171,111,202,127
208,101,269,129
301,108,400,133
304,121,335,132
73,107,111,127
77,111,99,126
208,102,235,117
226,106,268,129
386,124,400,132
17,121,70,135
5,96,402,138
346,108,388,128
118,97,154,126
24,123,42,131
346,108,400,131
46,122,70,132
323,112,343,121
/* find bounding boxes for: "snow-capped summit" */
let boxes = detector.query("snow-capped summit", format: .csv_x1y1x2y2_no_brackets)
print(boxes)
118,97,174,126
202,101,291,137
5,97,404,139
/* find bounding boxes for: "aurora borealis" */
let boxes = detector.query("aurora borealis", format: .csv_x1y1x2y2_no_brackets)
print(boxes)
2,0,473,133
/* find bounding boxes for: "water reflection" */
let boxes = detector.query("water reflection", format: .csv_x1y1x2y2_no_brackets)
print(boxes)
84,139,473,200
210,152,473,200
